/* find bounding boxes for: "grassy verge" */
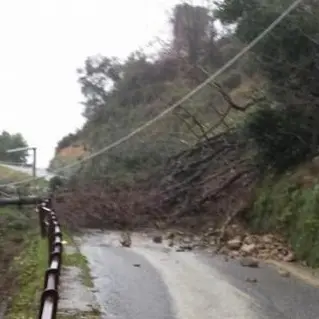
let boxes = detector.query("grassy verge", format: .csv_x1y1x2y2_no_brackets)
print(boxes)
0,165,30,182
6,235,47,319
62,233,93,288
0,164,49,197
0,206,47,319
58,233,100,318
249,161,319,267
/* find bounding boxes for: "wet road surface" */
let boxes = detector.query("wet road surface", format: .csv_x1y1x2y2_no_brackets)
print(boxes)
75,230,319,319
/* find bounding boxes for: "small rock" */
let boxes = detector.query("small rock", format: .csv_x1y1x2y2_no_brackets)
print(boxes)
219,246,229,255
243,235,254,245
209,238,216,246
179,245,193,251
271,248,279,258
224,256,229,262
227,237,242,250
182,237,192,244
278,269,290,277
241,243,256,255
166,232,175,240
240,257,259,268
168,240,174,247
257,243,266,251
283,252,295,262
229,250,240,259
245,277,258,283
261,234,274,244
153,235,163,243
176,248,185,252
120,232,132,247
133,264,141,267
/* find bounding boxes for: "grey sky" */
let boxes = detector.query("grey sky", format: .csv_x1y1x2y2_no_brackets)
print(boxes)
0,0,206,168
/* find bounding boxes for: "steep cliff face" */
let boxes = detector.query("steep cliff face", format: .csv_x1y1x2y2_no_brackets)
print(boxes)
48,144,87,174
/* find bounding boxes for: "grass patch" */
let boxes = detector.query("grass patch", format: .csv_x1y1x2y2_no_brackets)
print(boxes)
6,235,47,319
0,208,35,300
0,206,47,318
249,162,319,267
0,165,30,182
59,233,100,318
63,233,93,288
0,164,49,197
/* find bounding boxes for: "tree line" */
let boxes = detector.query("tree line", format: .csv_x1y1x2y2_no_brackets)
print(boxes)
52,0,319,178
0,131,29,164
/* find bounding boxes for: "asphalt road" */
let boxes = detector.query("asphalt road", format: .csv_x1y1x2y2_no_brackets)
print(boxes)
76,231,319,319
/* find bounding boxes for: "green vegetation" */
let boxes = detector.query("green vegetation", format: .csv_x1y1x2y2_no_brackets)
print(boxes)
63,233,93,288
7,236,47,319
0,165,30,184
0,131,29,164
250,161,319,267
0,164,49,198
0,207,46,318
49,2,256,181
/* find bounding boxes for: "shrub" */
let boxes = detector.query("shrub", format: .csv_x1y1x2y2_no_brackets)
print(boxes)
244,104,319,172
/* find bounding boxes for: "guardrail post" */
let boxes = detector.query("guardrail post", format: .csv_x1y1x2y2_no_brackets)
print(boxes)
37,205,46,238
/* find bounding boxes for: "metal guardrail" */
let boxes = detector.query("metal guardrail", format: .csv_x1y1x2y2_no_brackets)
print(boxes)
37,198,63,319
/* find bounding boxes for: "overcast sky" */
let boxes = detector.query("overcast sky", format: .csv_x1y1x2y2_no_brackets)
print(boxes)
0,0,207,168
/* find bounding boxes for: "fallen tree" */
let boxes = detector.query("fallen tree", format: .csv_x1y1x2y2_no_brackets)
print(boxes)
53,129,259,235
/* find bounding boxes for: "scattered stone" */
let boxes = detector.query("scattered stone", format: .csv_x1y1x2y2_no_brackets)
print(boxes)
179,245,193,251
257,243,266,250
182,237,192,244
278,269,290,277
209,238,216,246
229,250,240,259
153,235,163,244
227,237,242,250
283,252,296,262
224,256,229,262
243,235,254,245
240,243,256,255
166,232,175,240
270,248,279,258
176,248,185,252
168,240,174,247
240,257,259,268
245,277,258,283
225,224,242,239
133,263,141,267
219,246,230,255
261,234,274,244
120,232,132,247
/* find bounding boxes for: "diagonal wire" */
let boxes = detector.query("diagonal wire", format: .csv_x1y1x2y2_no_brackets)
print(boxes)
0,0,303,188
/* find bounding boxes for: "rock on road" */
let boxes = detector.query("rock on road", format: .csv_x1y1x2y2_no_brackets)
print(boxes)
71,230,319,319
